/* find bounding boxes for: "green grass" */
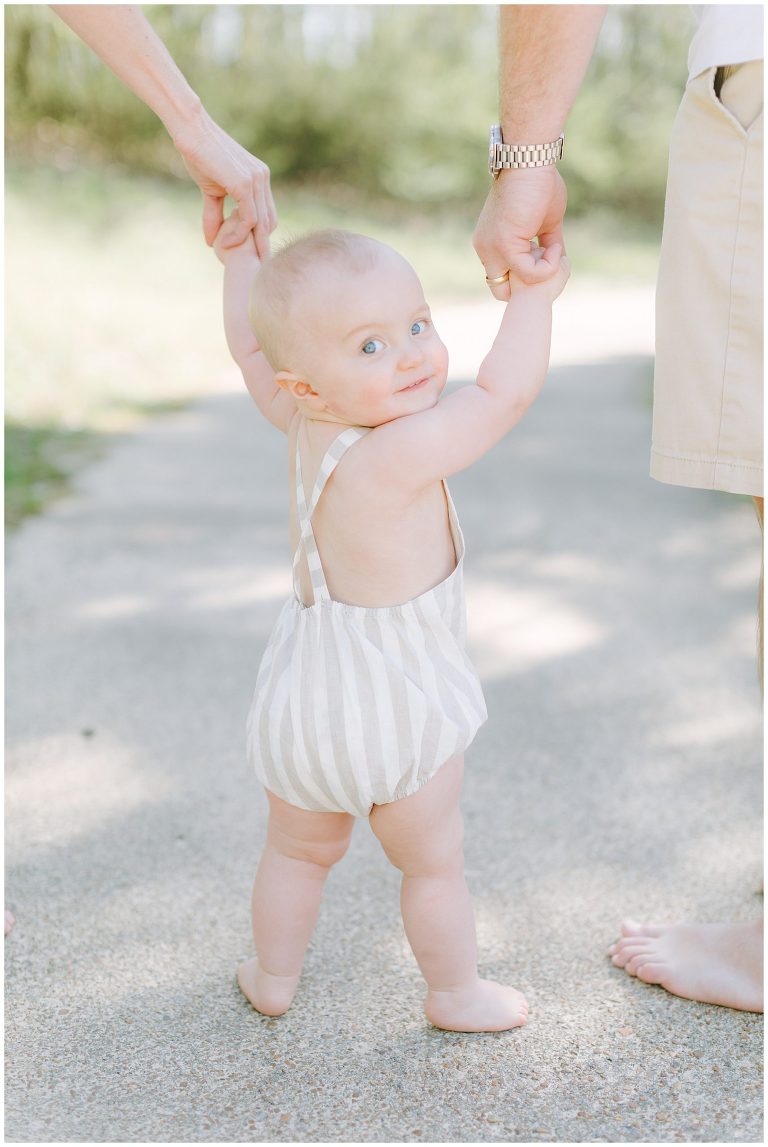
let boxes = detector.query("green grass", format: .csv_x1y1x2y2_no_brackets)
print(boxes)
5,160,661,528
4,420,104,529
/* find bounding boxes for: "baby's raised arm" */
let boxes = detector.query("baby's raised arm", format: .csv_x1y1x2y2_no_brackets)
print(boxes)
370,248,569,486
213,213,296,434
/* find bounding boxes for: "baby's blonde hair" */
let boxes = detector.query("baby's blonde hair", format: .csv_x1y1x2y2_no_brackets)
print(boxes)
250,230,382,371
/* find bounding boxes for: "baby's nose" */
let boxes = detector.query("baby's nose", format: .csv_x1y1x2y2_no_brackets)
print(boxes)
398,341,424,368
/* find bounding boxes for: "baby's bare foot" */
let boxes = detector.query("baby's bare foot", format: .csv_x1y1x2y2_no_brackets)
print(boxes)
4,910,15,937
608,918,763,1013
425,978,529,1033
236,957,300,1017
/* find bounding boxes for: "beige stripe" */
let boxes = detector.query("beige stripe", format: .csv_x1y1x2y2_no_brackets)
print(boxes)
346,620,387,797
266,610,313,805
257,617,306,806
287,611,343,810
297,613,346,811
363,609,415,790
394,614,441,783
327,608,373,816
420,610,485,737
404,603,461,773
354,611,403,798
312,607,365,815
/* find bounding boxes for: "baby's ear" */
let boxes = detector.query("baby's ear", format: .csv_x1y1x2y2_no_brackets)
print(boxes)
275,371,326,410
275,370,302,394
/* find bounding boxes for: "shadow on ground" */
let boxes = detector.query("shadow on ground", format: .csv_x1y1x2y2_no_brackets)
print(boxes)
5,357,763,1142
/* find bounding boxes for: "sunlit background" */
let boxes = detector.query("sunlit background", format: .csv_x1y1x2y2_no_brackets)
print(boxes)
5,3,694,525
6,13,764,1140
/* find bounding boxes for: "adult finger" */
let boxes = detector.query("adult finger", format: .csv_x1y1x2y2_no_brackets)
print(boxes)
265,181,278,233
538,219,567,256
252,183,272,262
260,167,278,234
484,243,562,301
476,229,538,293
230,182,259,236
202,193,225,247
484,269,512,303
221,191,259,248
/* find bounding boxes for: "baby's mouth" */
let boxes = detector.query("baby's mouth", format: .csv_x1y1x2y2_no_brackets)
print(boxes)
399,375,431,392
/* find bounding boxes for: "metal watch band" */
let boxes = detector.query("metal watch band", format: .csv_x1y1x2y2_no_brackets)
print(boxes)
489,126,564,176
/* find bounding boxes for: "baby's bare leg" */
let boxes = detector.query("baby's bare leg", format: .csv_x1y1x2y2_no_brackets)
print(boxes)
369,755,528,1032
238,791,354,1016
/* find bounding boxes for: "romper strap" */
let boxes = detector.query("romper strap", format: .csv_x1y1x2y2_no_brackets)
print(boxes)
292,425,370,602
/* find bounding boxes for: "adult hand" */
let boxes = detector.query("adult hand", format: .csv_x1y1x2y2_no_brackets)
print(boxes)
172,110,277,259
49,6,278,256
473,165,567,301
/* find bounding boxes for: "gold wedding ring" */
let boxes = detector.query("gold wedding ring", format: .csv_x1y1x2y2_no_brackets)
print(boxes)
485,270,510,284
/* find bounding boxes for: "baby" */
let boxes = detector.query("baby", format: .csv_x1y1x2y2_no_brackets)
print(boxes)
214,214,568,1032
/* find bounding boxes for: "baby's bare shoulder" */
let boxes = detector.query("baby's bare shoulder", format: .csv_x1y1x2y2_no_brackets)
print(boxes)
345,407,449,495
330,427,443,515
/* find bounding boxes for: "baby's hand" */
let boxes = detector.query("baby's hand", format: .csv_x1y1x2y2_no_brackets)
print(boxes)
212,208,261,265
509,243,570,302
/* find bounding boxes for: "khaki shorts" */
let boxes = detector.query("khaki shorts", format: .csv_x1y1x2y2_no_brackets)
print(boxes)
652,60,763,497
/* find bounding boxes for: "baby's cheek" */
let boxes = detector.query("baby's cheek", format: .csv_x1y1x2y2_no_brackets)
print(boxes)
435,340,450,379
361,377,388,408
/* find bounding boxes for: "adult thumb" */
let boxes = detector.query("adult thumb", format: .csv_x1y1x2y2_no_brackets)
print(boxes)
202,194,225,247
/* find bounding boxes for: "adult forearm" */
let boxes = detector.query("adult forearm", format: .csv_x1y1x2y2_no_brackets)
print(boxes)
50,5,203,140
51,6,276,253
500,5,606,139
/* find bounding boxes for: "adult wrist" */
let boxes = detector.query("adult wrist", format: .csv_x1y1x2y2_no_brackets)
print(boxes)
488,125,563,177
500,112,566,140
163,91,207,147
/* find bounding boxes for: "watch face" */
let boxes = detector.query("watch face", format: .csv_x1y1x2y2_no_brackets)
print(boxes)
488,125,502,173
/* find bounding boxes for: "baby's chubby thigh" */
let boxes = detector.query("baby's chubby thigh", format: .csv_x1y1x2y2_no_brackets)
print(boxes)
368,753,466,876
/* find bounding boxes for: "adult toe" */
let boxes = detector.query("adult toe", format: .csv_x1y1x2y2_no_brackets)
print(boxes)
635,962,667,986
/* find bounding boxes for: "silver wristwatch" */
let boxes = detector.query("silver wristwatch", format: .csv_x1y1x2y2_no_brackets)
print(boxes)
488,125,564,177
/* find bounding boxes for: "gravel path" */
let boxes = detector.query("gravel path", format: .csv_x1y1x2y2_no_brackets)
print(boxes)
5,291,763,1142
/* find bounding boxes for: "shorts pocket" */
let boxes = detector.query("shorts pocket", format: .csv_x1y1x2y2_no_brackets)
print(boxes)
710,62,763,133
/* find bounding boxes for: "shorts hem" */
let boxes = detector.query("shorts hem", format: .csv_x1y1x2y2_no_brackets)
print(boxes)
650,448,763,497
389,762,449,807
252,718,486,818
380,730,483,811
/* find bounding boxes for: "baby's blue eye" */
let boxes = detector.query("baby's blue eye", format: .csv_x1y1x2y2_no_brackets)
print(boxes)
361,338,384,355
411,320,428,336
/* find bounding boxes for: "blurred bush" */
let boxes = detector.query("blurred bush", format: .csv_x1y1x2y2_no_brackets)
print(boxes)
5,4,693,221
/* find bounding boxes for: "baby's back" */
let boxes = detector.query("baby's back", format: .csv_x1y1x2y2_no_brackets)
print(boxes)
249,414,487,819
290,417,457,609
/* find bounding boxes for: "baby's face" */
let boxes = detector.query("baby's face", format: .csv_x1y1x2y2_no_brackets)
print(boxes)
290,247,449,426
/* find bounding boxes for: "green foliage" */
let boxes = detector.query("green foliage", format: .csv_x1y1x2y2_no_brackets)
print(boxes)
4,156,661,528
4,420,103,528
5,4,693,219
565,6,693,217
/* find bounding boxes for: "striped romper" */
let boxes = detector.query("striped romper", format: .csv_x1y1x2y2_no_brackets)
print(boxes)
246,425,488,818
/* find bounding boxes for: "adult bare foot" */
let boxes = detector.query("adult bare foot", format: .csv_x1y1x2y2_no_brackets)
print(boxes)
608,918,763,1012
425,978,529,1033
236,956,300,1017
4,910,15,936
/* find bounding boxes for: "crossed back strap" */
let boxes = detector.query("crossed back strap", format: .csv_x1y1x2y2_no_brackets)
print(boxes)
292,425,370,603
